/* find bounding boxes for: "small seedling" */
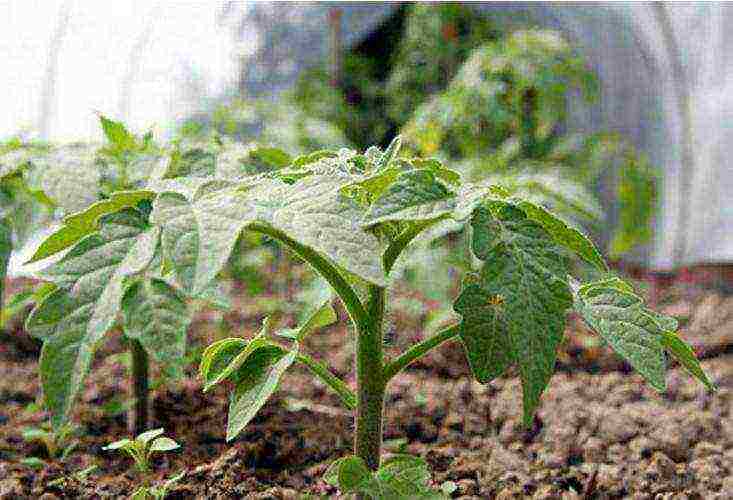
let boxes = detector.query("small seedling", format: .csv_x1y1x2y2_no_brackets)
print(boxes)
103,428,180,474
104,428,181,499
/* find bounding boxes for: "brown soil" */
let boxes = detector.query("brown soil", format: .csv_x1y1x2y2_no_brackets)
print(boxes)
0,281,732,499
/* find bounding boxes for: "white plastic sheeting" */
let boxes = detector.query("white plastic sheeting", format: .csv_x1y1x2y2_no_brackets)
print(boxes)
0,0,245,142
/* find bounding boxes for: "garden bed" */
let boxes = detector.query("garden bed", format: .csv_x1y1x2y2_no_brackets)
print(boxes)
0,282,731,499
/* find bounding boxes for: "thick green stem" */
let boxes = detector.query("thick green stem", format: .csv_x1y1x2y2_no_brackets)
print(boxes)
355,284,385,472
128,338,149,435
383,324,460,383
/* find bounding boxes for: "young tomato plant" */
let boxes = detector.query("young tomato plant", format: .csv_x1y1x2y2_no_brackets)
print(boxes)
29,132,714,497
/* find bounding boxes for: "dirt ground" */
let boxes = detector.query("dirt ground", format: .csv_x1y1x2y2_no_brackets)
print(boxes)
0,279,732,499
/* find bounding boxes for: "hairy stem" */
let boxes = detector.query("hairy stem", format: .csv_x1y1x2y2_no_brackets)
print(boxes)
355,284,385,472
128,338,149,435
383,324,460,383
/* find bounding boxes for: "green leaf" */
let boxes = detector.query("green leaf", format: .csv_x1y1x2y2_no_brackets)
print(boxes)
249,147,292,169
26,210,159,428
201,325,275,393
226,347,297,441
152,174,386,292
573,283,667,391
517,200,608,272
148,436,180,453
136,428,165,445
102,438,133,451
122,279,191,378
453,204,572,425
378,136,402,170
325,454,447,499
365,169,455,226
660,331,716,391
27,190,155,264
453,282,513,383
199,337,247,387
99,114,136,150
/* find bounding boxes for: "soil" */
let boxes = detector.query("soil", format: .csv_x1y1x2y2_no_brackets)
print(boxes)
0,278,732,499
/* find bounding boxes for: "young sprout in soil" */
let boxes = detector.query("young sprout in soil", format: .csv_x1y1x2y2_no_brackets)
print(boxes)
103,428,182,499
27,125,716,498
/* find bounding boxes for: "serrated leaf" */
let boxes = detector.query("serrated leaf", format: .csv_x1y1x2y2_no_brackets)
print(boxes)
573,283,666,391
517,200,607,272
27,190,155,264
122,279,191,378
153,174,386,292
365,169,456,226
660,330,715,391
136,428,165,445
454,204,572,425
26,210,159,428
226,347,296,441
99,115,136,150
148,436,180,452
339,456,373,492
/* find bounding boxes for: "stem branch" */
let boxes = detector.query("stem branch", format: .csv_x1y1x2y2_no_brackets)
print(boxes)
383,324,460,383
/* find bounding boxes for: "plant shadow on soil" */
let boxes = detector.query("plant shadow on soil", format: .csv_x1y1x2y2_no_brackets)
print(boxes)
0,282,732,499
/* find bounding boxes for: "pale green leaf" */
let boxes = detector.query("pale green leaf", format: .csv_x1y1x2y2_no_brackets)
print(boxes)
153,174,386,292
26,209,159,428
365,169,456,226
573,283,667,391
517,200,607,272
27,190,155,264
660,331,716,391
99,115,136,150
148,436,180,453
454,204,572,425
102,438,133,451
122,279,191,378
136,428,165,445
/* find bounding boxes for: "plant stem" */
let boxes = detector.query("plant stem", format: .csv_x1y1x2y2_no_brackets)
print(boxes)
520,87,538,159
383,324,460,383
128,338,149,435
355,284,385,472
